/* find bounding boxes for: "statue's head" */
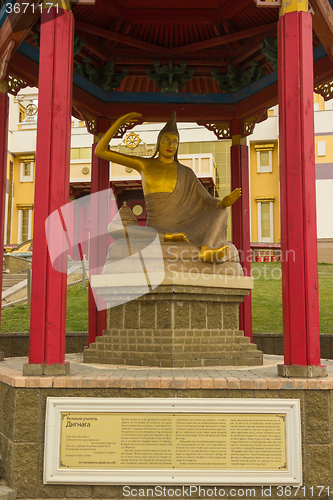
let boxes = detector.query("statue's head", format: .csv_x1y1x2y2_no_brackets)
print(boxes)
152,111,179,161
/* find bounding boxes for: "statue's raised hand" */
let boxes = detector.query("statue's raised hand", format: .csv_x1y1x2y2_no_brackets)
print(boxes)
117,112,142,128
95,112,143,164
217,188,242,208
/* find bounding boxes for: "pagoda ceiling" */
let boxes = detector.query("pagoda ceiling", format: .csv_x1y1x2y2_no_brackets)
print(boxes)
1,0,333,128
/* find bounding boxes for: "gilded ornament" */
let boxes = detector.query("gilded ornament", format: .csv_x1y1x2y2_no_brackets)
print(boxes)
124,132,141,149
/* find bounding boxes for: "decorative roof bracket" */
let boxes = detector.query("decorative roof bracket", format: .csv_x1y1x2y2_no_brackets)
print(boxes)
242,109,268,137
314,80,333,101
146,61,195,93
197,122,232,140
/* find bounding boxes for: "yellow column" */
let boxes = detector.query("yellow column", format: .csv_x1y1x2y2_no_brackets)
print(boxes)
0,79,9,333
231,134,246,146
280,0,308,16
0,81,8,94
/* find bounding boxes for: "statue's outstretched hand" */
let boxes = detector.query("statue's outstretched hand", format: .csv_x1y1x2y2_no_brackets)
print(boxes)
95,112,144,168
217,188,242,208
117,112,142,129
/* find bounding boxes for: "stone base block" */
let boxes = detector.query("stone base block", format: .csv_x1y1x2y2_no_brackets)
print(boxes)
22,362,70,376
278,364,328,378
0,351,4,361
84,284,262,368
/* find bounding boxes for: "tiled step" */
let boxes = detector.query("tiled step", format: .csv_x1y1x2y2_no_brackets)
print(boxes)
84,328,263,368
2,274,27,290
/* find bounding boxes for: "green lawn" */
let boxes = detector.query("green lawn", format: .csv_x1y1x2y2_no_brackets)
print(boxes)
0,283,88,333
251,262,333,333
1,263,333,333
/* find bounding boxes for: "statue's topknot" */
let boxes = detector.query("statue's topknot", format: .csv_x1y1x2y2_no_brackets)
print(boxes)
152,111,179,160
161,111,178,136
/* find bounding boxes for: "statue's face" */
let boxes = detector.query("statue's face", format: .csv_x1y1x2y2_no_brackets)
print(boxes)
159,133,179,159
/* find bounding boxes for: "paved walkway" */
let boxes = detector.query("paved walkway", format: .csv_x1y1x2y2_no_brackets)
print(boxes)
1,354,333,389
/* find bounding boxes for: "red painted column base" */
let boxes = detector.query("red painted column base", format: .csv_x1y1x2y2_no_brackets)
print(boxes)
23,362,70,376
230,144,252,341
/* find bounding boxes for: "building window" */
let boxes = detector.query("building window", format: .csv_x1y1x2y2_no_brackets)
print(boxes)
24,163,30,176
6,161,13,244
255,144,274,173
18,104,25,123
20,161,34,182
21,210,29,241
261,202,270,238
256,197,275,243
17,204,33,244
317,141,326,157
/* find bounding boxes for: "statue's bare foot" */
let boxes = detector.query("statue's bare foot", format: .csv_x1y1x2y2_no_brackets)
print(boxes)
199,245,228,263
165,232,189,243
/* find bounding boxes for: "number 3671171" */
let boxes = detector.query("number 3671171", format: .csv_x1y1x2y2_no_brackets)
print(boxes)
5,2,59,14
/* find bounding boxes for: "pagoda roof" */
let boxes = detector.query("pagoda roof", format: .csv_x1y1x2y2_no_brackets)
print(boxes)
1,0,333,133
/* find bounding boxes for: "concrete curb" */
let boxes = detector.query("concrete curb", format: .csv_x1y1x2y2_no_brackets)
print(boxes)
1,278,87,308
1,297,27,309
1,279,27,300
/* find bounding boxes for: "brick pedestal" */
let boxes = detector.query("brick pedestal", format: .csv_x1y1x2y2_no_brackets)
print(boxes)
83,284,263,367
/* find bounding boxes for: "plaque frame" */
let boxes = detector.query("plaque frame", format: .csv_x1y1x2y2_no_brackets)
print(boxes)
44,397,302,485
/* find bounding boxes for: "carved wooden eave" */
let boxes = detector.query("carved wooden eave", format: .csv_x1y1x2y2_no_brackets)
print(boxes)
311,0,333,64
72,106,98,135
0,40,14,81
197,122,232,140
243,109,268,137
314,78,333,99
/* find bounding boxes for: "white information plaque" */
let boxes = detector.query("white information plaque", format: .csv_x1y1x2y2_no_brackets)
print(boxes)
44,398,302,485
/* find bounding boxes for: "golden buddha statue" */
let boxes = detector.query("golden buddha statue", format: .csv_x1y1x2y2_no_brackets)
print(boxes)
95,112,241,264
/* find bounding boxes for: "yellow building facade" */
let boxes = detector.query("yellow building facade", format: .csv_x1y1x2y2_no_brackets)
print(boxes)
248,94,333,262
249,140,280,244
5,152,35,246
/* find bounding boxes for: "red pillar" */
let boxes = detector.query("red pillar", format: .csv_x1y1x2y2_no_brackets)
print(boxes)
0,82,9,356
278,8,325,375
25,6,74,375
230,131,252,341
88,142,110,345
